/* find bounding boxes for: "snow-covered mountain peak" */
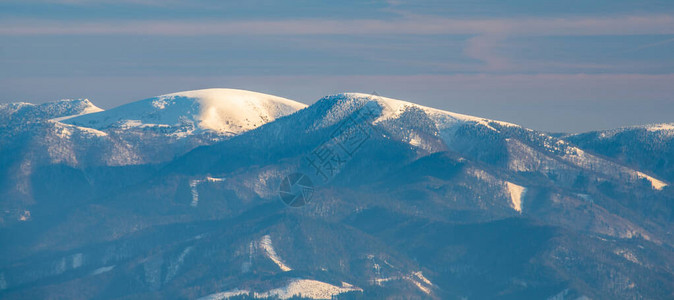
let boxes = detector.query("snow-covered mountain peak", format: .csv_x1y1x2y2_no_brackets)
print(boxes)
312,92,519,132
49,99,104,121
64,88,307,136
1,98,103,124
581,122,674,140
48,98,101,111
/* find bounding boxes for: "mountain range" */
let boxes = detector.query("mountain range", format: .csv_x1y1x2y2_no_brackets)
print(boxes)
0,89,672,299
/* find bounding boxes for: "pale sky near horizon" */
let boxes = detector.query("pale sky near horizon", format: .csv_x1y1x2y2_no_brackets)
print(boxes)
1,0,673,133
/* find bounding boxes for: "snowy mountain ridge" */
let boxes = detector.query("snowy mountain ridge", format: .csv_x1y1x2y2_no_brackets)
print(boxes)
0,89,308,171
1,89,673,299
310,92,519,133
0,98,102,125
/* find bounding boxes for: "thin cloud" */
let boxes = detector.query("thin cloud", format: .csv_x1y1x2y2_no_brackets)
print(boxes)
3,15,672,73
463,34,511,70
1,15,674,36
6,0,171,5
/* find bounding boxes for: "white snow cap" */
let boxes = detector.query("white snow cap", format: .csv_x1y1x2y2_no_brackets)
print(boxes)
64,88,307,135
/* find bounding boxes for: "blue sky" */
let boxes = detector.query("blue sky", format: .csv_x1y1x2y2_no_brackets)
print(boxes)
1,0,673,132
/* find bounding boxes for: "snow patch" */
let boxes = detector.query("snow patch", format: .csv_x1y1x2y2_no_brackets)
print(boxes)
19,210,31,221
52,121,108,137
190,176,226,207
259,279,362,299
636,171,668,190
199,279,361,300
75,125,108,137
54,257,67,275
646,123,674,132
368,254,433,295
505,182,526,213
206,176,225,183
165,246,193,283
71,253,83,269
372,274,433,295
408,132,423,147
614,248,640,264
152,97,169,109
413,271,433,286
91,265,115,275
189,180,200,207
198,289,250,300
258,235,292,272
407,277,432,295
